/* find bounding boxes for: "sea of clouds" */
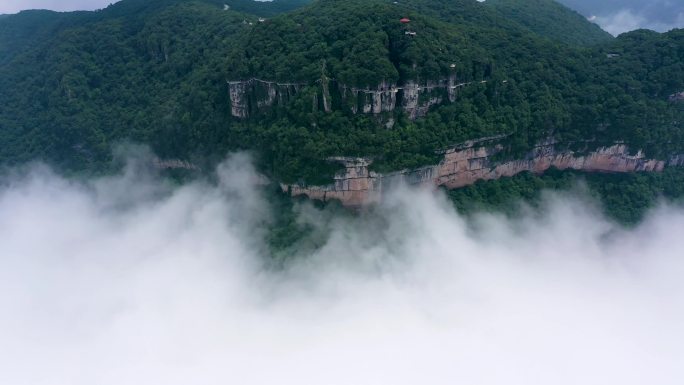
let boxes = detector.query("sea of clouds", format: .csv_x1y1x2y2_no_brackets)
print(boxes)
1,152,683,385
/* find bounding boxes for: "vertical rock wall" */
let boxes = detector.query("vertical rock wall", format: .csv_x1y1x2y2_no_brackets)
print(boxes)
229,77,472,120
340,81,398,114
228,79,303,118
283,157,382,208
283,141,679,207
400,80,446,119
669,154,684,166
228,81,250,118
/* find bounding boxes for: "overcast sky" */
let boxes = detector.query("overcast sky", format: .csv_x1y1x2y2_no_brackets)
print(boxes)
0,0,682,35
558,0,684,35
0,0,114,14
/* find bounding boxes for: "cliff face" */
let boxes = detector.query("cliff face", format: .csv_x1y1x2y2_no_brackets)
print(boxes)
283,141,680,207
400,76,463,119
669,154,684,166
340,81,397,115
228,81,250,118
284,157,383,207
228,79,304,118
153,158,200,171
228,75,469,119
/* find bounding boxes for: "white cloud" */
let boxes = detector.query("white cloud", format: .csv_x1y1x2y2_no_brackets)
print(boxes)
595,8,684,35
595,9,646,35
0,152,683,384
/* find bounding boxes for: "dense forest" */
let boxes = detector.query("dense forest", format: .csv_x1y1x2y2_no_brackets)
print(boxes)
486,0,612,46
0,0,683,231
448,167,684,224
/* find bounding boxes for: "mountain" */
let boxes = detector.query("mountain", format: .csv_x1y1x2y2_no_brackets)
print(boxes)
100,0,310,17
486,0,613,45
0,0,682,192
223,0,313,17
0,10,91,65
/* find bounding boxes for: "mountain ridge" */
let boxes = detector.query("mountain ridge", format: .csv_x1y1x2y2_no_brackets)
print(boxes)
0,0,681,187
486,0,612,45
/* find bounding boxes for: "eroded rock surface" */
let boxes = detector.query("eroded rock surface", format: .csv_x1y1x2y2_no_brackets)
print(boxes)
229,75,472,120
153,158,200,171
228,79,304,118
283,141,680,207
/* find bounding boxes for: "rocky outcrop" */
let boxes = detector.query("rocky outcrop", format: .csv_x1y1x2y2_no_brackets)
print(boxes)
228,75,474,120
283,140,681,207
228,79,304,118
340,81,398,114
435,142,665,189
669,154,684,166
228,81,250,118
400,76,463,119
283,157,383,207
669,91,684,102
337,76,470,119
321,77,332,113
153,158,200,171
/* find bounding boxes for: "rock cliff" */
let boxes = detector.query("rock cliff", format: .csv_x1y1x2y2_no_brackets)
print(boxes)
228,75,471,119
282,140,681,207
228,79,304,118
153,158,200,171
340,81,397,115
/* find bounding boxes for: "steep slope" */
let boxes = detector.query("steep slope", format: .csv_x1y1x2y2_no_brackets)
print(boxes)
486,0,612,46
223,1,683,178
0,1,247,170
0,10,92,65
0,0,681,187
102,0,311,18
226,0,491,84
223,0,313,17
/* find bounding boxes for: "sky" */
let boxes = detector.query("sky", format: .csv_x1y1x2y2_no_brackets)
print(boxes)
558,0,684,35
0,0,683,35
0,0,114,14
1,148,683,384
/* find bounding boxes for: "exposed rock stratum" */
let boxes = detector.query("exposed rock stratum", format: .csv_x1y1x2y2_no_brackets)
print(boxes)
282,140,684,207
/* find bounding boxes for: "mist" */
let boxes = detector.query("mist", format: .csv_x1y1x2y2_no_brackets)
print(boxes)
1,152,683,385
557,0,684,35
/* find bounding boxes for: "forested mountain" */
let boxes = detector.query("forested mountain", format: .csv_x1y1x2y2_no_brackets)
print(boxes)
0,0,682,189
0,10,91,65
486,0,612,45
223,0,313,17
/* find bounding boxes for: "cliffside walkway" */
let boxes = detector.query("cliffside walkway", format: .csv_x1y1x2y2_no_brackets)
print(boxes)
227,78,489,93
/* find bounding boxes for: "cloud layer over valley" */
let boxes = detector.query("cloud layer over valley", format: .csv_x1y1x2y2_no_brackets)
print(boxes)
1,153,683,385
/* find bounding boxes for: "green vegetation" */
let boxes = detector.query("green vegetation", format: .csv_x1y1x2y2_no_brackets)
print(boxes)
0,10,91,65
0,0,683,256
0,0,682,218
264,167,684,255
265,186,349,260
486,0,613,46
226,0,490,85
223,0,312,17
448,167,684,225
